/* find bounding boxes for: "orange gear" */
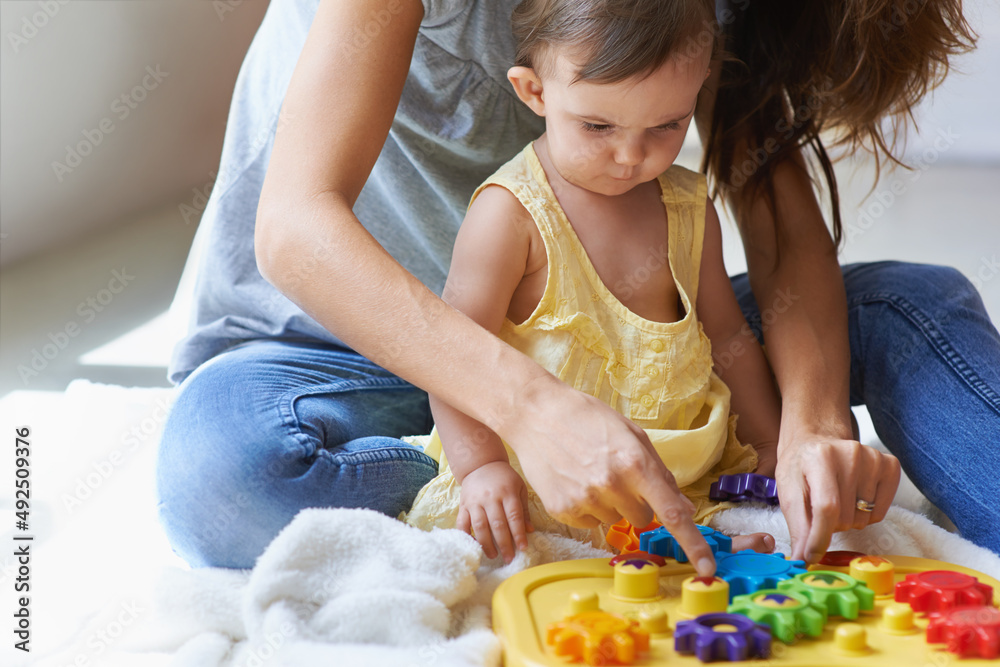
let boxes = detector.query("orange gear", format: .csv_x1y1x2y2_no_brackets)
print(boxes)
605,518,662,554
547,610,650,665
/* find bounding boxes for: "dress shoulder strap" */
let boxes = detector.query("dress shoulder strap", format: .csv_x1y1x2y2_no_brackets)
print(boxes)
658,165,708,304
468,143,563,243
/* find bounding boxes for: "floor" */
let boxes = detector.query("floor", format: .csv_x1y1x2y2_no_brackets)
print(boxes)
1,201,197,397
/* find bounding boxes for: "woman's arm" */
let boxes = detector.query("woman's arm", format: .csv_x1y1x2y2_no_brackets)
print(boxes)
254,0,719,574
696,199,780,475
736,156,900,563
696,68,901,563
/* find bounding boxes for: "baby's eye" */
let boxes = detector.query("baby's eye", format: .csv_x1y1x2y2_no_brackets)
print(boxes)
653,122,682,132
581,122,613,133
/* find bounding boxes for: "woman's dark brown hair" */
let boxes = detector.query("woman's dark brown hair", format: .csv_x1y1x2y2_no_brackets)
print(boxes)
702,0,977,248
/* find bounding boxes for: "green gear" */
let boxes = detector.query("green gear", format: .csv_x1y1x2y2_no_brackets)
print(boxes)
777,570,875,620
728,589,827,643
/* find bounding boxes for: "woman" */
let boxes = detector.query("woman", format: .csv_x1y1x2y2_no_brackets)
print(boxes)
156,0,994,569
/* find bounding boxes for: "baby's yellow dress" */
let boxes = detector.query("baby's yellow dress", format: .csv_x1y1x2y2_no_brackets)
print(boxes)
402,143,757,546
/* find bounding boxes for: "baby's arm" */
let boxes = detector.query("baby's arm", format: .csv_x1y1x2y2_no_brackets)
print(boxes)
695,199,781,475
432,185,539,560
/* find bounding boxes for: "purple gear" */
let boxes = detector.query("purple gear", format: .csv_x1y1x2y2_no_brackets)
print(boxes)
709,473,779,505
675,613,772,662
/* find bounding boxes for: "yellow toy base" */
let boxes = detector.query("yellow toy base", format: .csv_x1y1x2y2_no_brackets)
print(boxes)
493,554,1000,665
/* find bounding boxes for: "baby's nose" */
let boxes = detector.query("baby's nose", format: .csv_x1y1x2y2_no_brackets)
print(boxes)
614,139,645,166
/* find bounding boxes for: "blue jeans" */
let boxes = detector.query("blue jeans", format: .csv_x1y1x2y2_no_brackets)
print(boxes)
156,340,437,568
159,262,1000,568
731,261,1000,554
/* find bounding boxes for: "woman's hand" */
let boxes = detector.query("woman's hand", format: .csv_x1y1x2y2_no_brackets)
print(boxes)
499,375,719,576
776,431,901,563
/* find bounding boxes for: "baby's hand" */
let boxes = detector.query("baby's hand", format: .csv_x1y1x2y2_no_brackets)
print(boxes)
457,461,534,563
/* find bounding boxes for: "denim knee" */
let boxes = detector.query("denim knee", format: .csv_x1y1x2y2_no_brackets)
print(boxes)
156,353,297,566
845,262,999,390
843,261,988,318
155,343,437,568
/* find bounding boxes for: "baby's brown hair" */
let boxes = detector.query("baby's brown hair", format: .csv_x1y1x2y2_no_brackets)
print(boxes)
511,0,718,84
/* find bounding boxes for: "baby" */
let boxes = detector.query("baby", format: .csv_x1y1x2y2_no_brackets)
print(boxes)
404,0,781,562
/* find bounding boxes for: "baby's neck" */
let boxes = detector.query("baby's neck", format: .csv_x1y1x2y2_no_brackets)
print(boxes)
531,135,680,324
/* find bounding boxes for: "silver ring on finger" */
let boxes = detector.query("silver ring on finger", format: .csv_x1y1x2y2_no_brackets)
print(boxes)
855,499,875,513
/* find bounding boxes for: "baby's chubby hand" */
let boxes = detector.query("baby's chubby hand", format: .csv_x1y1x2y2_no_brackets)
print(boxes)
457,461,535,563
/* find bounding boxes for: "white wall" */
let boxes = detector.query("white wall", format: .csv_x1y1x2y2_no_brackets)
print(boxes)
897,0,1000,165
1,0,996,271
0,0,269,267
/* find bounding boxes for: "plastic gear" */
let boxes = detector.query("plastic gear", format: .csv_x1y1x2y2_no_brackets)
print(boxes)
674,612,772,662
711,550,808,599
638,525,733,563
709,473,779,505
777,570,875,619
608,551,666,567
547,610,650,665
895,570,994,613
728,589,828,643
606,518,662,554
926,605,1000,659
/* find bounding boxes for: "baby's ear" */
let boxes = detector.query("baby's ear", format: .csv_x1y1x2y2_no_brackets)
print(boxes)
507,66,546,116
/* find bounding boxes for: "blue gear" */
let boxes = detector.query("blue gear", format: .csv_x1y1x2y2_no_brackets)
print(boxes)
713,550,808,600
638,525,733,563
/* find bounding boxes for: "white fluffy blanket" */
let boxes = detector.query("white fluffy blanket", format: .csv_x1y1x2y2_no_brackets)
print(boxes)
145,506,1000,667
6,381,999,667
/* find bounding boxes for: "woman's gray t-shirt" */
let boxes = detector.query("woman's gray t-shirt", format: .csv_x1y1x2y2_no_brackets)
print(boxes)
168,0,544,383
